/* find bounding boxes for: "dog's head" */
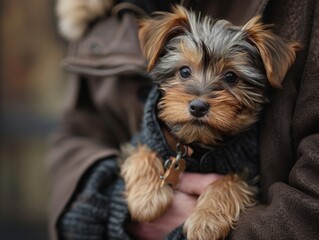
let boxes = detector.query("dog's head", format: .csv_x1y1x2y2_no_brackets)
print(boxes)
139,6,299,145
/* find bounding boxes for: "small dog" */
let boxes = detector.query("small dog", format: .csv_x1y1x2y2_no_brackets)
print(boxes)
121,6,299,240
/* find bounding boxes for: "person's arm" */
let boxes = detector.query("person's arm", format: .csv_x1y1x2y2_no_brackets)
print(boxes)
49,0,183,237
48,75,146,239
229,2,319,238
47,11,151,239
230,136,319,239
58,158,124,240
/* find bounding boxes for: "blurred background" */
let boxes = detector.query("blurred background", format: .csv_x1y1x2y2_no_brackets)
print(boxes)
0,0,66,239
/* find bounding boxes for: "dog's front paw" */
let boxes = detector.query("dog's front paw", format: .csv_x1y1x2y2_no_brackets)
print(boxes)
183,175,256,240
127,184,173,222
183,207,231,240
121,145,174,222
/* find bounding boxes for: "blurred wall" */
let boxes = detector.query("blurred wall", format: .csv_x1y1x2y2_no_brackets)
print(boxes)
0,0,66,239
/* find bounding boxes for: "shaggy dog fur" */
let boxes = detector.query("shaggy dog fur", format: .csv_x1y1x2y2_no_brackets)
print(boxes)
121,6,299,240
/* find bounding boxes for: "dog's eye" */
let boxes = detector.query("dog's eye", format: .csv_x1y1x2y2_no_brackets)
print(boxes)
224,72,238,85
179,66,192,79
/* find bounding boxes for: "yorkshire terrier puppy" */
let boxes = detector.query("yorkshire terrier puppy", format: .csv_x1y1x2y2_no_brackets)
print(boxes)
121,6,298,240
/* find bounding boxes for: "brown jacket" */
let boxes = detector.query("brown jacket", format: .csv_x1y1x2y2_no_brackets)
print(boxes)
48,0,319,239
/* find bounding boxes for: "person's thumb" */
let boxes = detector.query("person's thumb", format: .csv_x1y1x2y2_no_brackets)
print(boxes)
176,172,224,195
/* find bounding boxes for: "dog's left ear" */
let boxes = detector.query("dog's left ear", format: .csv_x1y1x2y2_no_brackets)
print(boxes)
139,6,191,71
243,16,301,88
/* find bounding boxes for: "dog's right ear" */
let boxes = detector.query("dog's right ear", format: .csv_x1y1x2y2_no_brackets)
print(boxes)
139,6,190,71
242,16,300,88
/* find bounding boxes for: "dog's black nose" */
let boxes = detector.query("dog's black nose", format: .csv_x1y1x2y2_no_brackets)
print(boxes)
189,99,209,118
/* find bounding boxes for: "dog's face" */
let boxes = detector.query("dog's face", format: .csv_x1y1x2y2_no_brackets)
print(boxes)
139,6,299,145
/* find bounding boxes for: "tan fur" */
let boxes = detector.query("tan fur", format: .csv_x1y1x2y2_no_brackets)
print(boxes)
158,86,236,144
180,41,203,67
158,83,259,145
183,175,256,240
121,145,173,222
243,15,300,87
56,0,114,41
139,6,190,70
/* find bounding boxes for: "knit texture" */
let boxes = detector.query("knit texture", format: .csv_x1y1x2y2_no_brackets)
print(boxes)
58,158,185,240
59,159,132,240
105,178,131,240
165,226,185,240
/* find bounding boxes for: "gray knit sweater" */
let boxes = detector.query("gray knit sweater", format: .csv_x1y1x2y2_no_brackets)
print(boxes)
59,86,259,240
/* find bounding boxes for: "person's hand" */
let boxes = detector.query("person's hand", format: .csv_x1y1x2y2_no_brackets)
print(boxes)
125,172,223,240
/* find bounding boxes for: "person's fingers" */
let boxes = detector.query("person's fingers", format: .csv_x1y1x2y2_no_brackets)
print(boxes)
177,172,224,195
162,190,197,224
126,173,225,239
126,190,198,240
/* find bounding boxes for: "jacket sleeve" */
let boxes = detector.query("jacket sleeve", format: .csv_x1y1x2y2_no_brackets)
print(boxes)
230,136,319,239
47,13,149,240
58,158,134,240
230,2,319,239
